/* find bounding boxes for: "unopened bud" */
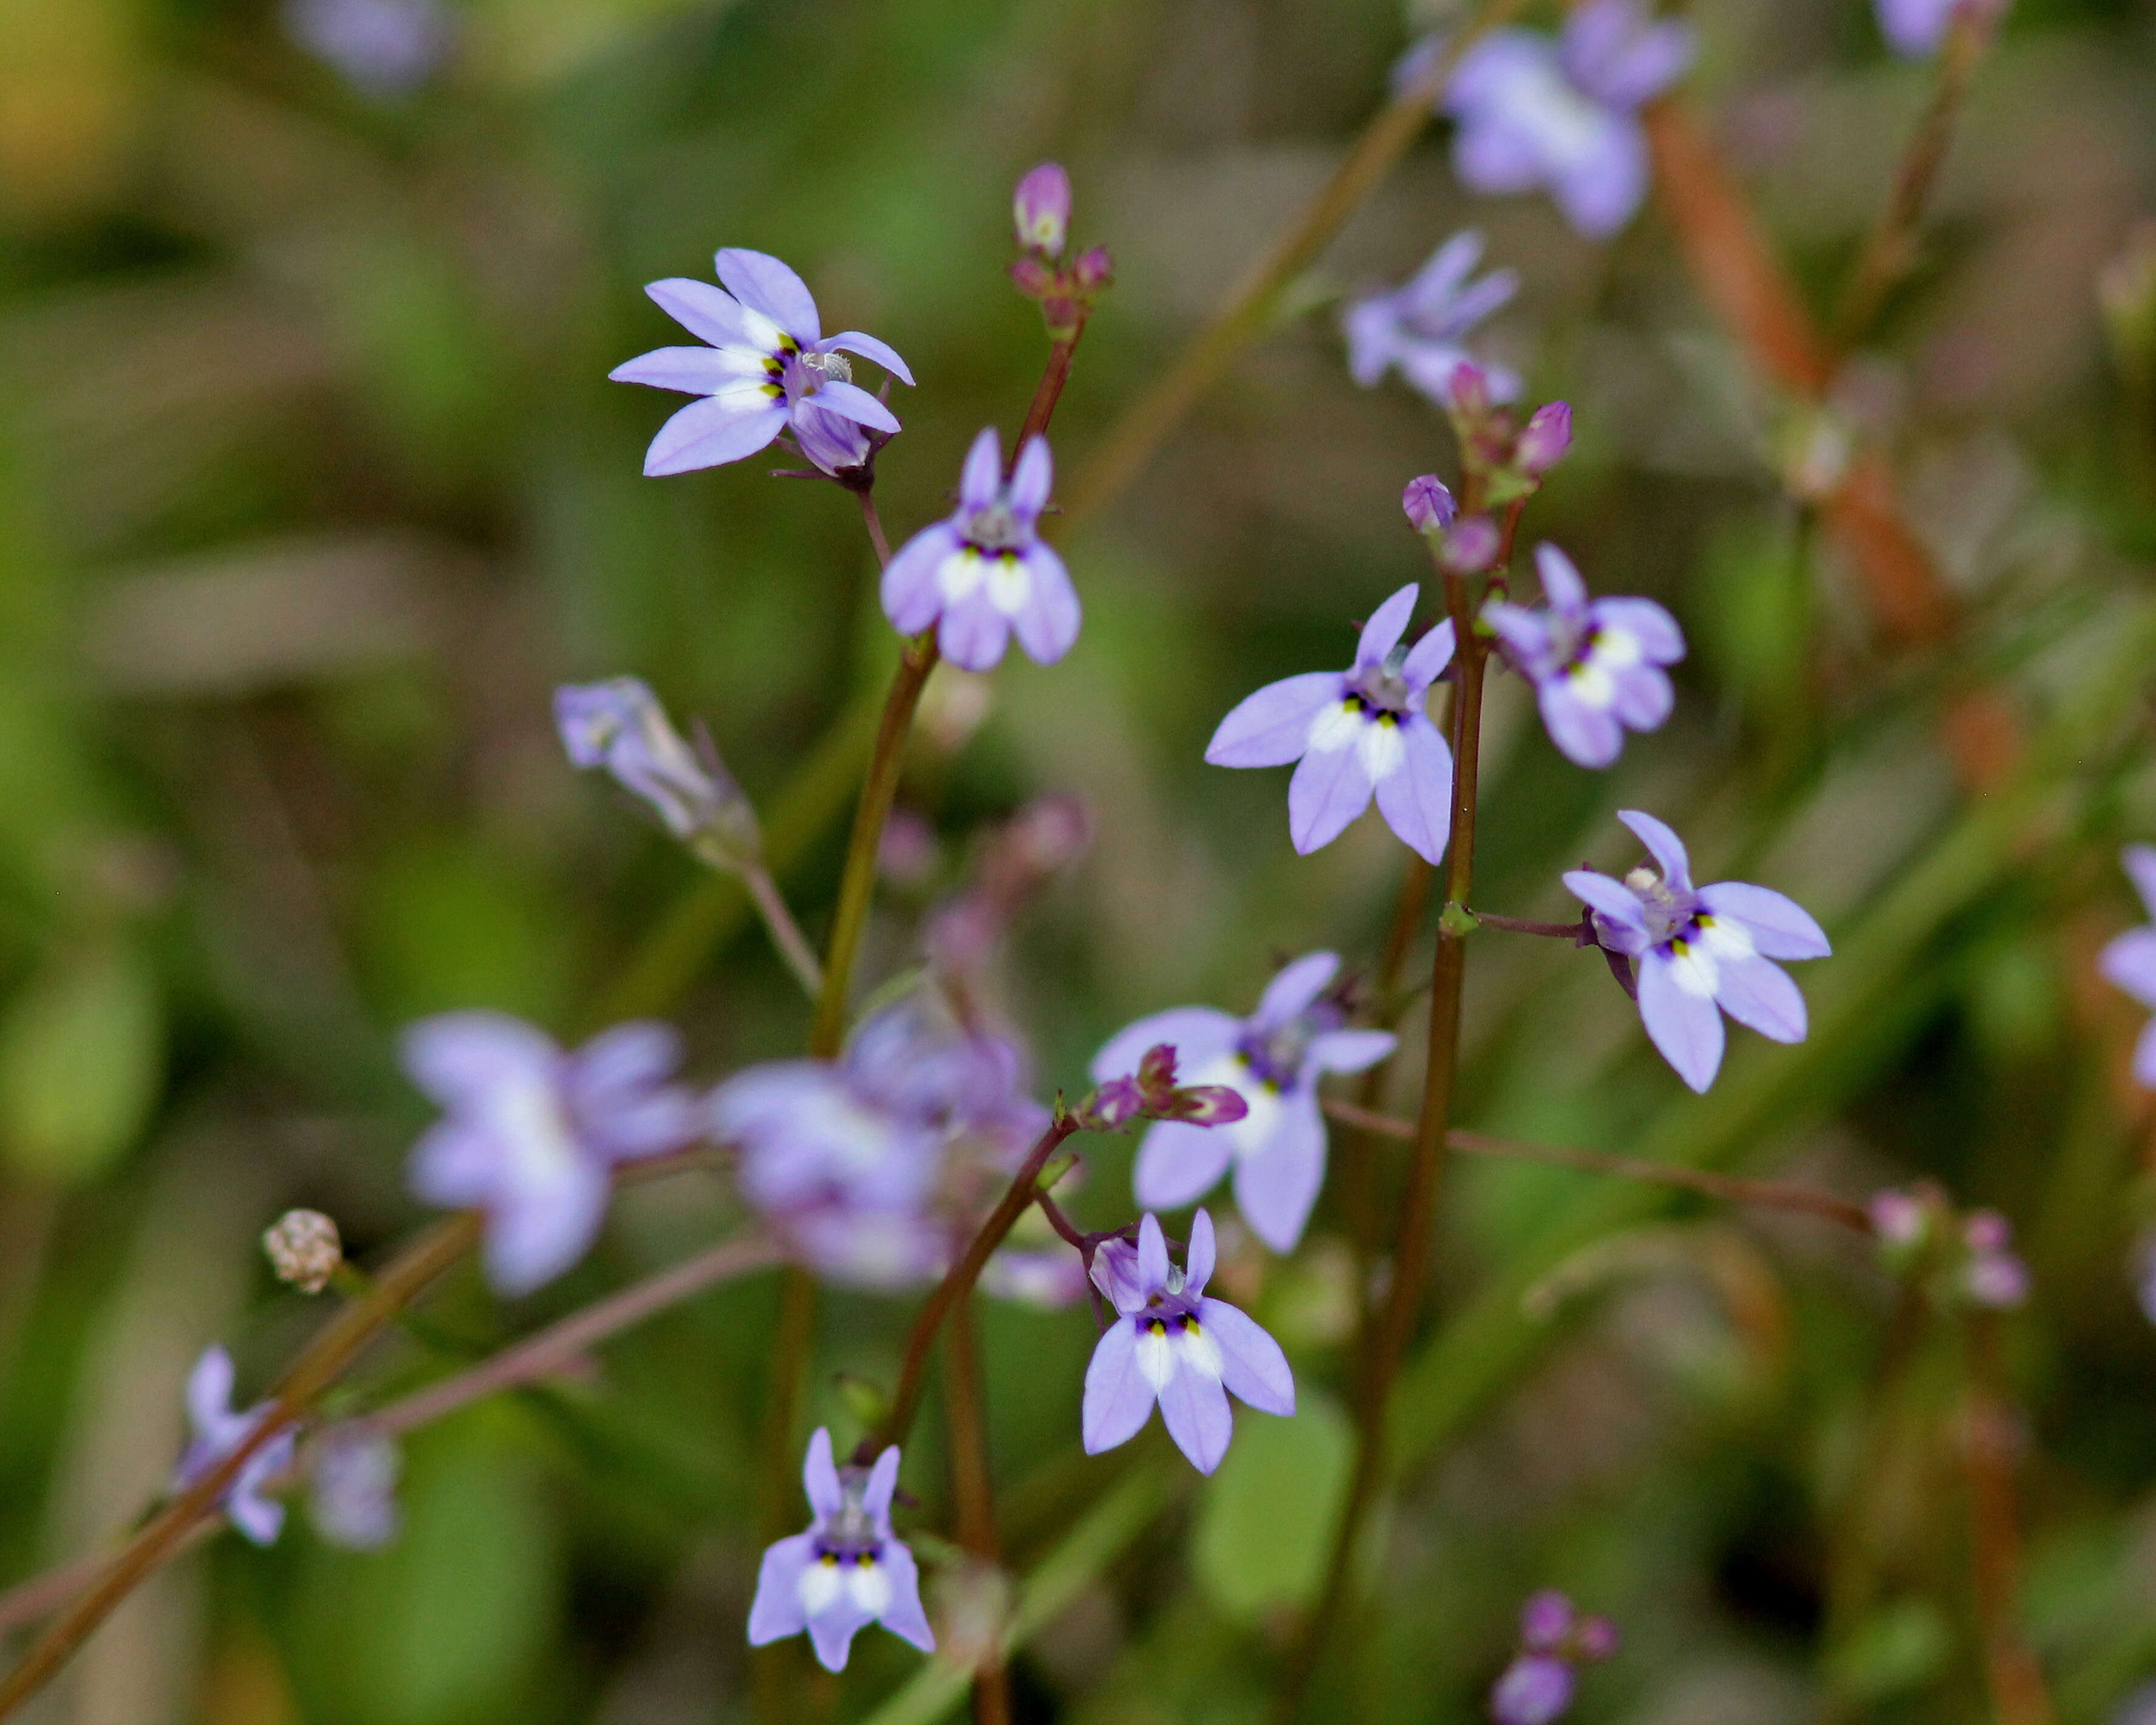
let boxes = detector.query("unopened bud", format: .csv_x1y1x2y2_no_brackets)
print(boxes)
1963,1210,2011,1254
1441,513,1503,574
1077,1076,1146,1131
1868,1187,1928,1248
1012,162,1071,258
264,1209,341,1294
1402,474,1457,536
1515,401,1572,476
1575,1616,1620,1662
1165,1084,1247,1127
1445,361,1492,418
1008,255,1056,297
1072,245,1114,292
1136,1042,1178,1093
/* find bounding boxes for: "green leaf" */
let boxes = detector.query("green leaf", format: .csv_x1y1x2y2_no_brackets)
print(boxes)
1192,1391,1351,1619
0,938,162,1183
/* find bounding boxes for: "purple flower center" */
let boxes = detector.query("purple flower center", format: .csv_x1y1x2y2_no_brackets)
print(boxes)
1344,644,1419,720
1233,999,1341,1091
961,499,1028,554
1621,866,1699,949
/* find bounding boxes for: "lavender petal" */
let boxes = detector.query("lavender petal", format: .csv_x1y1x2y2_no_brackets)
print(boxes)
1082,1321,1157,1454
746,1532,816,1645
1133,1119,1238,1212
1199,1299,1296,1416
644,395,788,476
1155,1348,1233,1474
1616,809,1694,891
1009,543,1081,665
1712,954,1808,1044
644,278,754,348
805,378,901,434
1091,1008,1243,1084
876,1540,937,1652
1697,883,1830,960
818,330,915,387
1207,672,1345,768
1355,584,1422,671
1254,951,1342,1029
609,345,753,394
1286,730,1377,854
1538,683,1624,768
1232,1097,1325,1252
1637,948,1725,1093
714,248,820,343
1373,712,1455,866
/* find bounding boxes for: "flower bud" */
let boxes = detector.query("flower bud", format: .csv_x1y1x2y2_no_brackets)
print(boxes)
1868,1186,1927,1248
1077,1076,1146,1131
1008,255,1056,298
1519,1590,1575,1652
1163,1084,1248,1127
1012,162,1071,258
1515,401,1572,476
1136,1042,1179,1094
1574,1615,1620,1662
1963,1210,2012,1254
1402,474,1458,536
264,1209,341,1294
1441,513,1502,574
1445,360,1492,418
1072,245,1114,292
1964,1251,2030,1310
1490,1654,1575,1725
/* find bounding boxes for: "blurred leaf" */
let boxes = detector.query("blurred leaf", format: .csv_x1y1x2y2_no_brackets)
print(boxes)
0,935,162,1184
1826,1596,1953,1704
1192,1391,1351,1619
359,840,585,1024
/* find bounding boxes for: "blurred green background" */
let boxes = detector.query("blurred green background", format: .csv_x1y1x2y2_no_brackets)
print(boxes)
7,0,2156,1720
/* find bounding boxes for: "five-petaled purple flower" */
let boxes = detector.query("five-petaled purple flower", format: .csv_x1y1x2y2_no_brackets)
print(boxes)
1081,1211,1294,1475
611,249,913,478
556,677,746,846
1343,230,1521,409
1565,810,1830,1093
1091,952,1394,1252
174,1345,298,1547
1206,584,1456,864
748,1429,935,1672
2099,845,2156,1088
1490,1590,1618,1725
881,427,1080,671
1484,544,1684,769
403,1013,700,1296
1418,0,1695,239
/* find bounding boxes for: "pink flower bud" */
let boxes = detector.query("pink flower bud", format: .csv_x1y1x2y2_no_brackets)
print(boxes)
1168,1085,1249,1126
1402,474,1457,535
1073,245,1114,291
1009,256,1056,297
1441,513,1502,573
1445,361,1491,418
1137,1042,1179,1094
1869,1187,1927,1246
1963,1209,2012,1254
1080,1076,1145,1130
1519,1590,1574,1652
1515,401,1572,476
1575,1616,1620,1662
1013,162,1071,258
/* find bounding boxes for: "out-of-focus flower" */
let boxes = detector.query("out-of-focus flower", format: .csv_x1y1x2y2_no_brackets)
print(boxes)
284,0,450,97
556,677,760,866
1206,584,1457,865
1013,162,1072,258
1091,952,1392,1252
1080,1212,1294,1474
611,250,913,479
881,428,1080,672
174,1347,297,1548
1490,1590,1617,1725
1343,231,1521,408
1869,1186,1931,1250
310,1430,401,1549
2098,845,2156,1087
1514,401,1573,476
1406,0,1694,238
262,1208,341,1294
748,1430,935,1672
402,1014,700,1296
978,1247,1090,1308
1482,544,1685,769
1565,811,1830,1093
1962,1211,2030,1309
1876,0,2007,58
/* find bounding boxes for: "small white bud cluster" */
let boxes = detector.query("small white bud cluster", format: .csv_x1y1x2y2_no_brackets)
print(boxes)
264,1209,343,1294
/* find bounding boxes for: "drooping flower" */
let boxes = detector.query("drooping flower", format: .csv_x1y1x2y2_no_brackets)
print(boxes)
1876,0,2004,56
284,0,450,96
610,250,913,479
1091,952,1394,1252
1342,231,1522,408
1206,584,1456,864
2098,845,2156,1087
402,1013,700,1296
310,1430,402,1549
173,1346,298,1547
1080,1211,1295,1474
748,1429,935,1672
1490,1590,1618,1725
1410,0,1695,239
1565,810,1830,1093
880,427,1080,671
556,677,758,862
1482,544,1685,769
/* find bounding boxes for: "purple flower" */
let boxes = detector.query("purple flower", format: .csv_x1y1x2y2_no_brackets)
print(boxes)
1404,474,1459,535
2099,845,2156,1087
748,1429,935,1672
556,677,751,851
403,1013,699,1296
1206,584,1457,864
1080,1211,1295,1474
880,427,1080,671
1426,0,1694,239
1962,1211,2030,1310
1869,1186,1931,1249
1014,162,1072,258
1515,402,1573,476
1491,1590,1617,1724
1877,0,2003,56
1343,231,1521,408
1519,1588,1575,1650
1565,811,1830,1093
1091,952,1394,1252
611,249,913,479
1483,544,1685,769
174,1347,297,1547
284,0,449,96
310,1430,401,1549
1491,1655,1576,1725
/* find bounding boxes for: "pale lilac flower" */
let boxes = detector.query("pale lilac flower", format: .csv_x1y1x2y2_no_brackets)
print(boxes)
403,1013,699,1296
1877,0,2004,56
1404,474,1459,536
978,1247,1090,1308
310,1430,401,1549
2098,845,2156,1087
1206,584,1457,864
1962,1211,2030,1309
1091,952,1393,1252
1416,0,1694,239
1565,811,1830,1093
1492,1657,1575,1725
611,250,913,479
1014,162,1072,258
556,677,752,853
284,0,449,95
1490,1590,1617,1725
174,1346,297,1547
880,427,1080,671
748,1429,935,1672
1869,1187,1930,1249
1483,544,1685,768
1343,231,1521,408
1080,1211,1294,1474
